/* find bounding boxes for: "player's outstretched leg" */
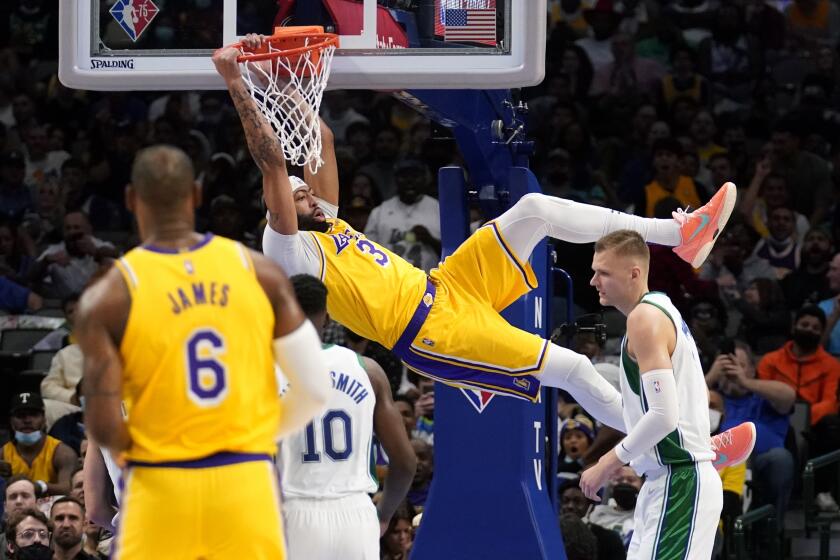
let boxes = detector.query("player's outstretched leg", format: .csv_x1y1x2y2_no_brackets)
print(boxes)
494,182,736,269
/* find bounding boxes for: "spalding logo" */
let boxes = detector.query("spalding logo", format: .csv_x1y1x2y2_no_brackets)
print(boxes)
90,59,136,70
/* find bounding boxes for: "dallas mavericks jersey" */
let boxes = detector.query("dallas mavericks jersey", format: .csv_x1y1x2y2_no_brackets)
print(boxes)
619,292,714,476
278,344,378,499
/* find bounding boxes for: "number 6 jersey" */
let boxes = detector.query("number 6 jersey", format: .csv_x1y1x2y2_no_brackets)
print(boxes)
114,234,280,463
277,344,378,499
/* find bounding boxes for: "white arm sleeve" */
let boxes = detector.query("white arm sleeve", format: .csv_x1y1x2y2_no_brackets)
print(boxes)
262,223,320,278
614,369,679,464
273,320,332,439
261,198,336,278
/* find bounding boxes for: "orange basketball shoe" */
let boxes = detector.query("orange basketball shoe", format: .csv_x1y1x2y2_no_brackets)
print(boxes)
712,421,756,471
672,181,737,268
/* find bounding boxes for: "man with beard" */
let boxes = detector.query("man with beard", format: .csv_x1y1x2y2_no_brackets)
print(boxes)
29,211,117,299
781,228,833,309
50,497,95,560
364,160,441,273
757,305,840,511
3,508,51,560
0,393,77,497
559,481,627,560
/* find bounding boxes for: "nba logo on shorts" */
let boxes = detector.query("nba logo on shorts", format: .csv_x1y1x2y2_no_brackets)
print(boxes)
110,0,159,42
653,380,661,393
460,388,495,413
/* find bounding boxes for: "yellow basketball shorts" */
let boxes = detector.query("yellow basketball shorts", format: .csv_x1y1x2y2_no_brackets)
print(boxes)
392,223,548,401
114,453,285,560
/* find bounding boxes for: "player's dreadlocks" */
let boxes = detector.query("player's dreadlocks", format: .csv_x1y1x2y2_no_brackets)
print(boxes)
290,274,328,318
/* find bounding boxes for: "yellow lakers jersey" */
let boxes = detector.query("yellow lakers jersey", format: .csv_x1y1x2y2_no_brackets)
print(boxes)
308,218,427,348
2,436,61,482
114,234,279,463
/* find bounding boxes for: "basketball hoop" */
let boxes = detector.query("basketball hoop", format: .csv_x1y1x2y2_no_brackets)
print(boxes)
236,27,339,173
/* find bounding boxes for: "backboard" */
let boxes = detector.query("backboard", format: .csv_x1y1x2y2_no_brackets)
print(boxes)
59,0,546,91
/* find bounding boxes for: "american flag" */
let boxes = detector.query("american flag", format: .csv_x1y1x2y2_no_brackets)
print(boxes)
443,8,496,43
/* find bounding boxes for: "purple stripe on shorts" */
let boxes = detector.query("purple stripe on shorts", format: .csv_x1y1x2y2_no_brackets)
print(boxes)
391,278,436,357
401,348,542,401
127,451,272,469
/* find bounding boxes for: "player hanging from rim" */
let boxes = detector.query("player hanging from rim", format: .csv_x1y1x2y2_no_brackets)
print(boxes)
214,35,750,467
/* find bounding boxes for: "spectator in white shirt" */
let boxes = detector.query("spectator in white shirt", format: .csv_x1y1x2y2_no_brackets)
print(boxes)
22,124,70,190
365,159,441,272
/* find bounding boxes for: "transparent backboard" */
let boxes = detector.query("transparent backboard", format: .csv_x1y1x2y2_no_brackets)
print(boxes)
59,0,545,91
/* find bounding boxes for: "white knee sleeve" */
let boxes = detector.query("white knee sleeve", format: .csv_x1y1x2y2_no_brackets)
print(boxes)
540,344,626,431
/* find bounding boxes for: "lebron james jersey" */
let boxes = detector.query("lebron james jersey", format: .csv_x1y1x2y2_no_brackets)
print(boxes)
278,344,377,499
114,234,280,463
619,292,714,476
307,218,427,348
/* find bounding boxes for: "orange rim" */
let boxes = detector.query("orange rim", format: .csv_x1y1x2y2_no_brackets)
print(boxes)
235,27,339,63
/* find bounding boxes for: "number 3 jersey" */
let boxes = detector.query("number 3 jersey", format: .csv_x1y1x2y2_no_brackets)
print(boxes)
114,234,280,463
277,344,378,499
264,211,428,349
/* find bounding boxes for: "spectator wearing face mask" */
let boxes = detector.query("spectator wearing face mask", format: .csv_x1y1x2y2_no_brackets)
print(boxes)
0,393,78,498
757,305,840,511
4,507,52,560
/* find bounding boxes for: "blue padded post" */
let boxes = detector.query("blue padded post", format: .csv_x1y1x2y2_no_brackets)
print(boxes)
409,163,565,559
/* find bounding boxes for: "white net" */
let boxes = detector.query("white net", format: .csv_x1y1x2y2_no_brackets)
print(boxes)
239,37,337,174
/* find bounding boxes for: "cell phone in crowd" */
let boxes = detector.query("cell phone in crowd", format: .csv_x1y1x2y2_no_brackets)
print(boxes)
719,339,735,356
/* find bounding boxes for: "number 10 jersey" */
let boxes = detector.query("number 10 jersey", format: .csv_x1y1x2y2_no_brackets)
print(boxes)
277,344,378,499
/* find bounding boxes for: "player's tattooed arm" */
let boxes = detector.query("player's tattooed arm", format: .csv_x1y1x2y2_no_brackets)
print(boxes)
228,82,286,172
214,40,298,234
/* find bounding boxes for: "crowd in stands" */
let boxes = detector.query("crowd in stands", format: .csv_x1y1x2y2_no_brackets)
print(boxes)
2,0,840,557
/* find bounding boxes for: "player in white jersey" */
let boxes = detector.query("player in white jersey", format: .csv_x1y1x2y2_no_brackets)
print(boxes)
581,230,725,560
277,275,416,560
